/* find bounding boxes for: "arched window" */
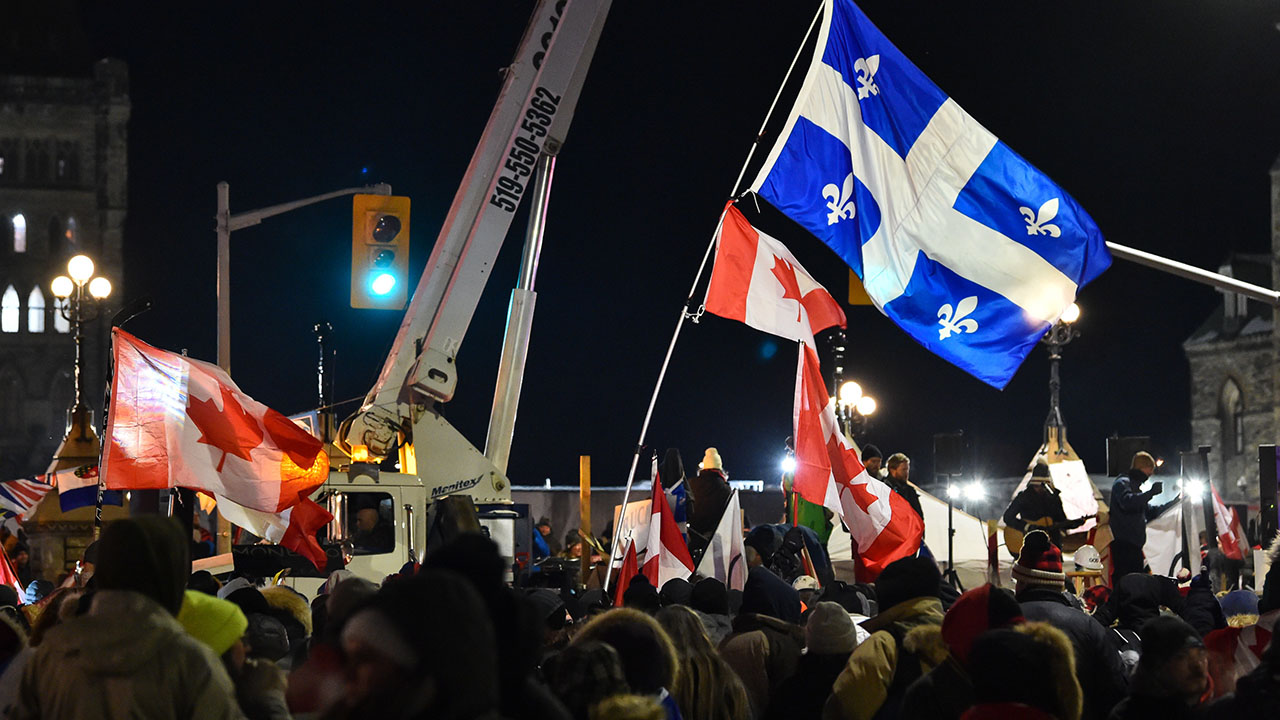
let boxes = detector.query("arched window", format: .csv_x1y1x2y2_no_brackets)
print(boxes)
52,298,69,333
27,286,44,333
1221,379,1245,455
65,216,77,248
11,213,25,253
0,286,17,332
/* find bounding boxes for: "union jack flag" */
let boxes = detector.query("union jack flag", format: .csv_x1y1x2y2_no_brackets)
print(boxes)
0,476,55,520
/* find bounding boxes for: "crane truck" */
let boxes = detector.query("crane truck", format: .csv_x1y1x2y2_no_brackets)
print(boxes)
216,0,615,590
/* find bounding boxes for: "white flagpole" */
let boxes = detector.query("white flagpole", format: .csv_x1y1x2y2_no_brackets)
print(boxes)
604,2,825,592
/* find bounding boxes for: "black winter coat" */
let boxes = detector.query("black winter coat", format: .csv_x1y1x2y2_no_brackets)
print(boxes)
1019,588,1128,720
764,651,851,720
1093,573,1185,632
900,654,972,720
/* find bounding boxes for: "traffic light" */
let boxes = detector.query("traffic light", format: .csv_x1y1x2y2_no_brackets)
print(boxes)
351,194,410,309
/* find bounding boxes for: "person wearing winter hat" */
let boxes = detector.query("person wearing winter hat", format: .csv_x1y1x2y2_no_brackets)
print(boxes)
1015,530,1127,720
177,589,249,658
901,583,1024,720
1110,615,1209,719
623,575,662,614
688,448,733,556
826,556,944,720
1003,462,1085,550
544,640,631,720
688,578,732,647
571,608,683,720
14,517,242,718
761,601,857,719
658,578,693,608
860,445,883,478
961,625,1083,720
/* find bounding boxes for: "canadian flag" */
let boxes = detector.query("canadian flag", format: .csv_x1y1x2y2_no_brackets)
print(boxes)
794,343,922,580
641,474,695,588
1210,484,1247,561
613,538,639,607
102,329,333,568
706,203,846,344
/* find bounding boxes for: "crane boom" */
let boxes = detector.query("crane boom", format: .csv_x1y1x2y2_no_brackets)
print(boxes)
343,0,611,459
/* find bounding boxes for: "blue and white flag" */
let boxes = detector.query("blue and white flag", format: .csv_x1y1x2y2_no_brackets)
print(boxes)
750,0,1111,387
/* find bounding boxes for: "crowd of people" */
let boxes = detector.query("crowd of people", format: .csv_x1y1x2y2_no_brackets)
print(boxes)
0,505,1270,719
0,447,1273,719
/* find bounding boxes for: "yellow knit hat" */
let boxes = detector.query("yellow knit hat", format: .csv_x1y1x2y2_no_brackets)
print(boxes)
701,447,725,474
177,589,248,656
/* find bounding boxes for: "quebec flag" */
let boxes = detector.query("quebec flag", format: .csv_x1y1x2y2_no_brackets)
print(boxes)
750,0,1111,388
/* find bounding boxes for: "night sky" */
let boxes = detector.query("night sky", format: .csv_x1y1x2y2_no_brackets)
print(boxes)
66,2,1280,490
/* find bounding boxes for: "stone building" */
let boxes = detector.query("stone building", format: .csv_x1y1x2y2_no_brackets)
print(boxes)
0,58,128,481
1182,158,1280,507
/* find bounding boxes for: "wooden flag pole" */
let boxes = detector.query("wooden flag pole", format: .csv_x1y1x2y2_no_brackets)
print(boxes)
580,455,591,586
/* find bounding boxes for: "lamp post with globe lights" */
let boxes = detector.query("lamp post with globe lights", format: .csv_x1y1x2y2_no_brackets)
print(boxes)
1041,302,1080,454
51,254,112,443
835,379,877,442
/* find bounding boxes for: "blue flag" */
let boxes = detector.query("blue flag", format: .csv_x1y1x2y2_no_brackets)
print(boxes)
750,0,1110,388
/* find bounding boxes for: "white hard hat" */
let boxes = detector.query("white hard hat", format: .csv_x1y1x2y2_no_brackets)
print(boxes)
792,575,820,591
1074,544,1102,572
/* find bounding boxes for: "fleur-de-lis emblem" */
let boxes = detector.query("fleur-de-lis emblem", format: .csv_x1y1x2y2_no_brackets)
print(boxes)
1019,198,1062,237
854,55,881,99
937,296,979,340
823,173,856,225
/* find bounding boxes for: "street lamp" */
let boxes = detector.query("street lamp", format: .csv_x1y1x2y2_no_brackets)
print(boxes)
835,380,877,441
52,253,112,438
1041,302,1080,454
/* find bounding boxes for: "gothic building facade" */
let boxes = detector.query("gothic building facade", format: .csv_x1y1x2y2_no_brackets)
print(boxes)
0,60,129,479
1182,158,1280,507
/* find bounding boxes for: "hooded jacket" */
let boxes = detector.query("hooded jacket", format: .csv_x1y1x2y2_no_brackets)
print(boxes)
13,591,242,720
823,595,945,720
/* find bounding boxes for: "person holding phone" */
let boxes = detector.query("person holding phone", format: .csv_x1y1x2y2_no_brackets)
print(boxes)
1110,452,1179,583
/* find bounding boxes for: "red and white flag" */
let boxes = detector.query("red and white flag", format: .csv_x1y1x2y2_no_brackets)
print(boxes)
706,203,846,344
102,329,332,568
613,538,639,607
1210,484,1247,561
641,474,694,588
794,343,922,580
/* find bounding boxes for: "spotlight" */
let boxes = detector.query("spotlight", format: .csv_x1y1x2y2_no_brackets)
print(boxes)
964,482,985,501
946,484,961,500
781,456,796,473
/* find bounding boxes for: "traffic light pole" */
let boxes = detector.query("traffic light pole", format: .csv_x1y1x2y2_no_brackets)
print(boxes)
213,180,389,555
215,181,391,373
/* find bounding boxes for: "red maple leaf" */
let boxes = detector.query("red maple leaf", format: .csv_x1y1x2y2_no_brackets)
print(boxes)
187,385,263,472
849,482,880,515
770,254,804,322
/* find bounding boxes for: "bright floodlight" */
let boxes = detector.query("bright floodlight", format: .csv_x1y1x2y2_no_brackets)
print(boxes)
1060,302,1081,324
781,456,796,473
946,484,961,499
67,255,95,285
370,272,396,296
88,277,112,299
839,381,862,407
1183,479,1205,500
964,481,985,501
51,276,73,299
856,395,877,416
